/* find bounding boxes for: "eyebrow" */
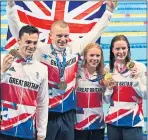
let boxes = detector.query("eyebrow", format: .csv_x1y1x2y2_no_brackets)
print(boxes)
56,34,69,36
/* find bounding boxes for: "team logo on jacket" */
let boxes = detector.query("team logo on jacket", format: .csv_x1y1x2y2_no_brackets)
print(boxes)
77,75,82,79
36,72,39,79
41,54,49,59
9,67,16,72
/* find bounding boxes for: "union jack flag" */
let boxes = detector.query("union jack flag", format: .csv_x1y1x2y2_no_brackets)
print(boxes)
6,1,106,50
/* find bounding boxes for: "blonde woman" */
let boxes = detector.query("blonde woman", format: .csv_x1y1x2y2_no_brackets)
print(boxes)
75,43,107,140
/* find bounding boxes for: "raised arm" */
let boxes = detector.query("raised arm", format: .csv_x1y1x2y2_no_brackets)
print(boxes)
7,0,22,38
78,1,115,53
7,0,47,53
36,66,49,140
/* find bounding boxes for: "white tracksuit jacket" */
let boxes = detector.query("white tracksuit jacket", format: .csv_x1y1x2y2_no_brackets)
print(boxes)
104,61,147,127
75,67,107,130
1,56,48,139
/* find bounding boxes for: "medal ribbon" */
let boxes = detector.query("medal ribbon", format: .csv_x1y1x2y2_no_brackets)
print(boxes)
15,54,32,63
84,68,105,82
51,45,66,81
114,61,128,74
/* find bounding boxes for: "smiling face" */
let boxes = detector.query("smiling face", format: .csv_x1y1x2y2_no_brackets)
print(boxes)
50,24,70,49
17,33,39,58
83,43,104,75
109,35,131,72
85,47,102,69
112,40,128,63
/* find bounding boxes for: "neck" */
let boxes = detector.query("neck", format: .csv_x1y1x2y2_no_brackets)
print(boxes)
18,50,31,60
115,60,126,71
115,59,125,64
85,64,96,76
52,44,65,52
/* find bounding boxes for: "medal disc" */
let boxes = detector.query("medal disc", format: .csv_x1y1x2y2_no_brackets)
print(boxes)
127,61,135,70
58,81,67,90
9,49,21,58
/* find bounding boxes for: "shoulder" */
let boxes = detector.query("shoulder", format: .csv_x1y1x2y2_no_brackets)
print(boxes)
34,43,51,60
36,42,50,52
33,60,48,73
134,60,146,74
134,60,146,69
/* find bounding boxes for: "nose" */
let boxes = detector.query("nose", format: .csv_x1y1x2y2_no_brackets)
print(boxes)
61,36,66,41
119,49,124,53
93,55,98,60
27,44,36,51
28,43,35,48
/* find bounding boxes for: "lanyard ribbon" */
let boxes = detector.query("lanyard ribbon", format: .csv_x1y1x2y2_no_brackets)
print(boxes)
84,68,105,82
51,45,66,80
114,61,128,74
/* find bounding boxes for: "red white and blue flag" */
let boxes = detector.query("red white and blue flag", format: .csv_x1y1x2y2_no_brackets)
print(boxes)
6,1,106,50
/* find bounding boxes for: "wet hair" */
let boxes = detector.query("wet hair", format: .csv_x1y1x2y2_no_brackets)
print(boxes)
109,35,131,72
19,25,39,39
82,43,104,75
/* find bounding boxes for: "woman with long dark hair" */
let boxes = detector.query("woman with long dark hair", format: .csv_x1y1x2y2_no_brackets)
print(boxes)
104,35,147,140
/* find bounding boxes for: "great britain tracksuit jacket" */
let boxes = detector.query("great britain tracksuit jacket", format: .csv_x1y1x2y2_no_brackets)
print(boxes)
1,57,48,139
75,67,107,130
7,4,112,113
104,61,147,127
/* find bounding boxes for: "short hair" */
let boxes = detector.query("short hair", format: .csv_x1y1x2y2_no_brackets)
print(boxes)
82,43,104,75
50,20,69,32
109,35,131,72
19,25,39,38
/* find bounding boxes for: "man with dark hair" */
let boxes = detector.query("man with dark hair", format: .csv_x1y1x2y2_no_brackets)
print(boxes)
1,25,48,140
18,25,40,39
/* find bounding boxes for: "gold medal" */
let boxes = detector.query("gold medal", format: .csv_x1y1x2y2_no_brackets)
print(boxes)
126,61,135,70
58,81,67,90
104,72,112,81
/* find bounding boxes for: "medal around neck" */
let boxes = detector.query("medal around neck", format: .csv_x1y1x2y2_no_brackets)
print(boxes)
126,61,135,70
58,81,67,90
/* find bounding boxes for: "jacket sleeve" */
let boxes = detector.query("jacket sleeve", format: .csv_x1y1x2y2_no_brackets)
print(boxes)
132,63,147,99
102,64,113,104
36,66,49,138
103,88,113,104
0,55,11,83
7,3,48,54
77,10,112,54
6,4,22,38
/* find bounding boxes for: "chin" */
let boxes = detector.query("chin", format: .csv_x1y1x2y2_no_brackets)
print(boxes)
117,58,126,62
59,45,66,49
90,65,97,68
26,53,33,57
